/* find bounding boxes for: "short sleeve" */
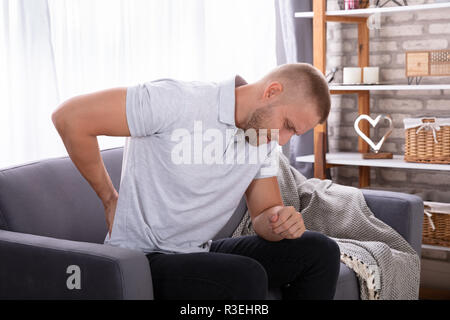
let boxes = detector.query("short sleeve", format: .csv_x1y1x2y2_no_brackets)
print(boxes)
253,142,280,179
126,79,184,137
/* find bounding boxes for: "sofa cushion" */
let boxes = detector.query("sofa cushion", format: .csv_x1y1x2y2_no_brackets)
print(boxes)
0,147,123,243
333,262,360,300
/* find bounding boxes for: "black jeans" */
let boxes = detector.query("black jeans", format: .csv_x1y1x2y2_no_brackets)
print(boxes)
145,231,341,300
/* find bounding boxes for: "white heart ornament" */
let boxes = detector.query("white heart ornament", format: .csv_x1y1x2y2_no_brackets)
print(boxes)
354,114,393,153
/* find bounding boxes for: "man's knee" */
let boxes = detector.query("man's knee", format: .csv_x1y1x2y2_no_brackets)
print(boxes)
321,235,341,270
309,232,340,272
225,255,268,299
291,231,341,271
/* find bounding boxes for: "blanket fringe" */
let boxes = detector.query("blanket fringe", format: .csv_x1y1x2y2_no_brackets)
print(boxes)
341,253,381,300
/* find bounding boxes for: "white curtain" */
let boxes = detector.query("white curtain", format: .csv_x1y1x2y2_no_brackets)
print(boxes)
0,0,276,168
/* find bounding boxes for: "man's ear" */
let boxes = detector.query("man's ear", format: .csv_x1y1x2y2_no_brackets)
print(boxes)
265,82,283,99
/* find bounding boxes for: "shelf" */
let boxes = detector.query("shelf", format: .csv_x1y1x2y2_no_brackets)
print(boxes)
422,244,450,252
295,2,450,18
296,152,450,171
330,84,450,91
304,0,450,186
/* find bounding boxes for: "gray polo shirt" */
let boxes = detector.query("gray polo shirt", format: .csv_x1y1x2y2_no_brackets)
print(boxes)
104,75,279,254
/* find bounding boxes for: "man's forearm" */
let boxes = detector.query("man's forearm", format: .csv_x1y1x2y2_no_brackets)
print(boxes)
251,206,284,242
52,114,118,206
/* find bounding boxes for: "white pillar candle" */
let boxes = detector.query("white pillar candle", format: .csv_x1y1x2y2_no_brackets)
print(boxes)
343,67,362,84
363,67,379,84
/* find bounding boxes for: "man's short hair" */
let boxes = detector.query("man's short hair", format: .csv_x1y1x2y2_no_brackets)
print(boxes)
261,63,331,124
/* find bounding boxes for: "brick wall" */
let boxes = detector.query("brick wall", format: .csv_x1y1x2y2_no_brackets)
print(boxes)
325,0,450,203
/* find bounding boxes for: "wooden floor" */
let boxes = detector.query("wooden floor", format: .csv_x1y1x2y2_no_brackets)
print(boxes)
419,286,450,300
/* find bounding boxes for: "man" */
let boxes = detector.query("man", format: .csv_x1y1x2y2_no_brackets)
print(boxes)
52,63,341,300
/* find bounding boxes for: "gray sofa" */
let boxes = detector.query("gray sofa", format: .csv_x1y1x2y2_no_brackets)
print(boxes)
0,147,423,299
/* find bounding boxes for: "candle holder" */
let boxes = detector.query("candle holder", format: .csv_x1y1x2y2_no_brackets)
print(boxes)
363,67,380,84
343,67,362,84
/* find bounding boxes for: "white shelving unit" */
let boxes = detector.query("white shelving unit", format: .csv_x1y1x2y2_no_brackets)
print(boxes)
295,2,450,173
296,152,450,171
422,244,450,252
295,2,450,254
330,84,450,91
295,2,450,18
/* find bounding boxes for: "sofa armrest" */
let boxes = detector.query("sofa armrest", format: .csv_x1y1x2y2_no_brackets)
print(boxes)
0,230,153,299
361,189,424,256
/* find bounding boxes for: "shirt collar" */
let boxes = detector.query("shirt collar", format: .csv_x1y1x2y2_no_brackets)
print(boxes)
218,75,247,127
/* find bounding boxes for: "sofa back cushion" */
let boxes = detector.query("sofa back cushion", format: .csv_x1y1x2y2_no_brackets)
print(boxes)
0,147,123,244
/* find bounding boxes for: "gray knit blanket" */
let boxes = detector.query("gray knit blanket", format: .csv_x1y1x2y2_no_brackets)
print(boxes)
231,153,420,300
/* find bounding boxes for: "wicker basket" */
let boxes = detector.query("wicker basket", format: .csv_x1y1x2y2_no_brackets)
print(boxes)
423,202,450,248
404,117,450,164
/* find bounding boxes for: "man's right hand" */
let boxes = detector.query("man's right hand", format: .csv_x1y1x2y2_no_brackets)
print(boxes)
269,206,306,240
102,191,119,238
251,206,284,242
51,87,129,240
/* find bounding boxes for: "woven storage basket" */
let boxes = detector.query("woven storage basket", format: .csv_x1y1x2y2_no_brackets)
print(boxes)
423,202,450,248
404,117,450,164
